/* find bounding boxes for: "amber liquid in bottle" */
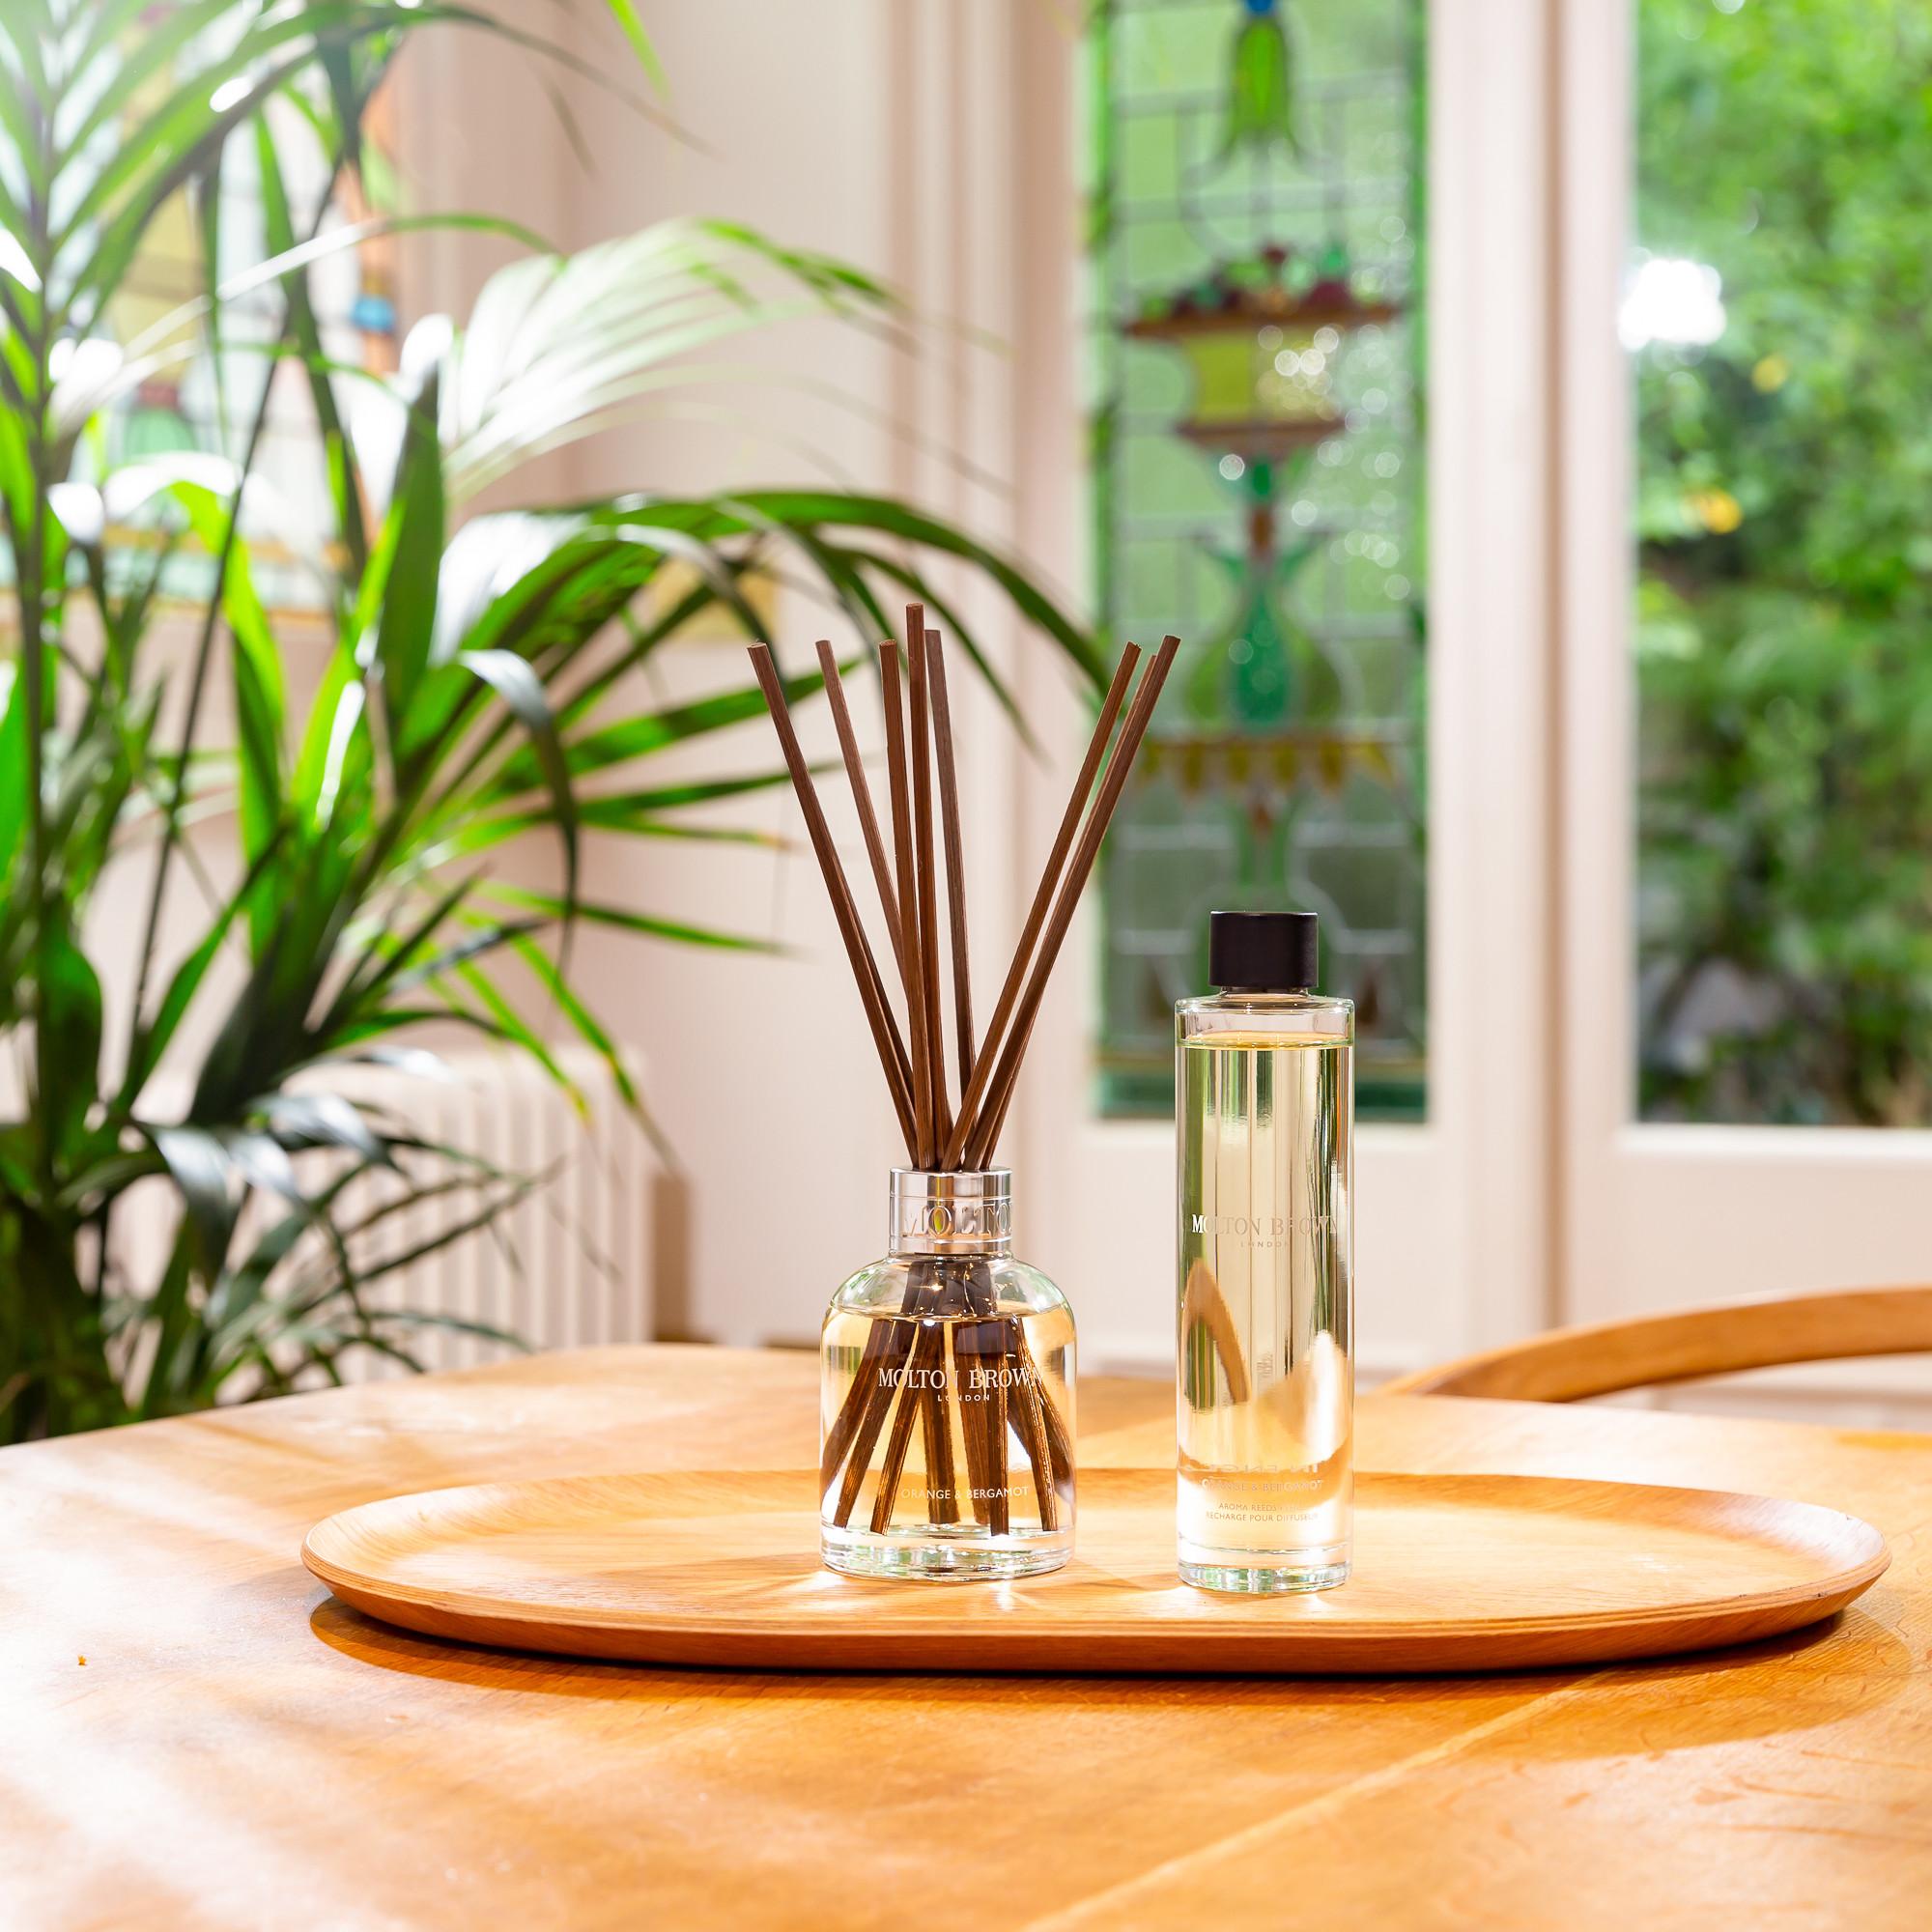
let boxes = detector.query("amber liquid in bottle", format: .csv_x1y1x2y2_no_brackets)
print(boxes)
819,1171,1076,1581
1177,911,1352,1594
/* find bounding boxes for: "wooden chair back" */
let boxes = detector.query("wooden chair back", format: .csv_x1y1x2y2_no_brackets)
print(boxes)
1380,1285,1932,1403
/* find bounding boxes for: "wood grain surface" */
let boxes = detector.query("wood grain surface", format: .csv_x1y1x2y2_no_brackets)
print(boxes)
303,1465,1887,1674
5,1345,1932,1930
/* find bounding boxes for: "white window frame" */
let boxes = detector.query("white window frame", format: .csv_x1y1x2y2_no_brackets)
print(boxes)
1557,0,1932,1364
1011,0,1932,1385
1009,0,1559,1380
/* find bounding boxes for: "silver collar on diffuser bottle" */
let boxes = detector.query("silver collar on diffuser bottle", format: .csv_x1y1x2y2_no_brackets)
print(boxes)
889,1169,1012,1257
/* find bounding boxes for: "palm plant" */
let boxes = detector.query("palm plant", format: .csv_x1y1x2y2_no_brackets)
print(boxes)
0,0,1099,1440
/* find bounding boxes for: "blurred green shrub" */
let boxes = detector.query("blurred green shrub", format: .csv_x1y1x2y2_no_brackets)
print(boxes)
1635,0,1932,1123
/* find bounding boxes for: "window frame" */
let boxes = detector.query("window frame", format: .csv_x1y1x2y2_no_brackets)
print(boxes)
1013,0,1558,1378
1557,0,1932,1361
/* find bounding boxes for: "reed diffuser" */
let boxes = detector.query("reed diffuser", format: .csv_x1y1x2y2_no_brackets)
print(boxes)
751,612,1178,1580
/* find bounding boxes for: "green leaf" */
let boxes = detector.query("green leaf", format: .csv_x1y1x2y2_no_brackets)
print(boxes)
840,547,1037,751
450,960,585,1114
484,885,779,953
0,658,27,890
456,647,578,917
256,1092,395,1172
168,479,285,878
464,762,805,847
150,1125,238,1279
319,40,366,175
255,114,367,583
508,930,667,1157
221,1129,302,1206
600,0,668,95
293,648,366,826
607,515,770,637
487,664,830,804
0,380,33,531
728,488,1105,686
121,833,287,1114
327,870,480,1034
336,1043,458,1085
35,916,103,1163
66,33,337,323
450,804,781,858
570,770,800,814
363,363,445,733
60,0,291,179
381,917,546,1001
440,221,899,501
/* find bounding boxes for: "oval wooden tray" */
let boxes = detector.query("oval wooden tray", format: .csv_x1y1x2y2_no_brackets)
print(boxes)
303,1467,1888,1675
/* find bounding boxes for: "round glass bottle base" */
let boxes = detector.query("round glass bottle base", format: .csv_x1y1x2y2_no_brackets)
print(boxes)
1178,1539,1350,1595
819,1208,1077,1586
821,1521,1072,1583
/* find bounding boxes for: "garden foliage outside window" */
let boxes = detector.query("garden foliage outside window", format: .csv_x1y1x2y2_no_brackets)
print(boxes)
1633,0,1932,1126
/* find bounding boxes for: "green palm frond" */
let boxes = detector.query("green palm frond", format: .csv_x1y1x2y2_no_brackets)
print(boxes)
0,0,1101,1442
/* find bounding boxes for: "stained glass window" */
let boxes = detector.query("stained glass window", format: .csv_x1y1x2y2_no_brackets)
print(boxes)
1086,0,1427,1120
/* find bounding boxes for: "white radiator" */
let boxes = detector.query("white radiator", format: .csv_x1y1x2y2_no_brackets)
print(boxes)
318,1047,655,1377
113,1047,654,1384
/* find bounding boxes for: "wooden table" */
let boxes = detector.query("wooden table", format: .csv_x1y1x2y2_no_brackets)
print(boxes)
4,1347,1929,1930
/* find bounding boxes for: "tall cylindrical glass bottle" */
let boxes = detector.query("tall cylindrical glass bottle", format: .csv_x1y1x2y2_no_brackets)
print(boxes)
1176,910,1353,1593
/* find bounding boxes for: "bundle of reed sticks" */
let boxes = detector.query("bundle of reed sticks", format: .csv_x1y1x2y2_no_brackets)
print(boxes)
750,610,1178,1540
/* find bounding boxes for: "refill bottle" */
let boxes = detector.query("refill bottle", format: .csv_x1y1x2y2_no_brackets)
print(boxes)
1176,910,1353,1592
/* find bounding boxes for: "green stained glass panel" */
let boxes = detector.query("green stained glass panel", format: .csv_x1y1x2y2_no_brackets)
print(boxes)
1086,0,1428,1120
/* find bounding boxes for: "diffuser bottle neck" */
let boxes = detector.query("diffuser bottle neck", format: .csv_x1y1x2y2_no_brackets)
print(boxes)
889,1168,1013,1258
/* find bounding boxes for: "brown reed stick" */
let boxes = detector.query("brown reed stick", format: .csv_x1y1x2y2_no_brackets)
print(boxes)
820,1253,936,1522
877,639,934,1164
977,1320,1011,1536
834,1323,912,1527
869,1323,937,1533
820,1321,893,1499
952,1311,994,1527
942,641,1143,1169
761,623,1177,1548
821,623,953,1524
747,644,918,1151
923,628,975,1089
1007,1319,1059,1530
919,1370,959,1523
814,639,902,980
1019,1330,1073,1487
835,1345,908,1522
963,635,1179,1168
906,610,952,1152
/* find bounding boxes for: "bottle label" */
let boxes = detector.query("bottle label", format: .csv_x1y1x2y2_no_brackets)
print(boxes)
1188,1210,1336,1247
896,1194,1011,1245
876,1356,1040,1400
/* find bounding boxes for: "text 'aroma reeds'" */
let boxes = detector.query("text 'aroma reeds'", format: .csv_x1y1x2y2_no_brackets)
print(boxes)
751,612,1177,1579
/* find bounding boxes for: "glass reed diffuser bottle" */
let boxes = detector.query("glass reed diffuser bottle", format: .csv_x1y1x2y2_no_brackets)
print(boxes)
820,1170,1075,1580
749,602,1179,1582
1176,910,1354,1593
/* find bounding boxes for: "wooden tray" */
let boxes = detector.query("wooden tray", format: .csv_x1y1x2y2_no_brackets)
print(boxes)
303,1466,1888,1675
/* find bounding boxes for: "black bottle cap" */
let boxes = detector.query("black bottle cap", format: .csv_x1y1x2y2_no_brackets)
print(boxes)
1208,909,1319,992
